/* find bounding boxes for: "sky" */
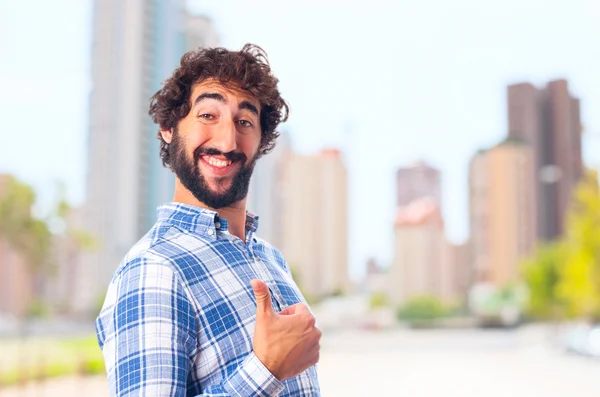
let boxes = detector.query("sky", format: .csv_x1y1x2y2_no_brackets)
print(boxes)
0,0,599,279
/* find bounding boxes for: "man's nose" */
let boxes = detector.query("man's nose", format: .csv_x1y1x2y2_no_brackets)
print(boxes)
210,119,237,154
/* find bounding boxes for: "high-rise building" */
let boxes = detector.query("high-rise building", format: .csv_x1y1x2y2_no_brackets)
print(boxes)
389,198,445,304
468,140,536,286
185,15,220,49
79,1,218,313
396,161,441,207
440,241,470,303
507,79,583,241
247,132,292,250
280,149,348,300
469,150,490,284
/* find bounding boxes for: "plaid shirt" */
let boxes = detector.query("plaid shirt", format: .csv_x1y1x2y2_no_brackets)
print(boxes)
96,203,320,396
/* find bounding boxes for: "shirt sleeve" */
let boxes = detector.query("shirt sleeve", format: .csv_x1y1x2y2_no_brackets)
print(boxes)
96,258,284,397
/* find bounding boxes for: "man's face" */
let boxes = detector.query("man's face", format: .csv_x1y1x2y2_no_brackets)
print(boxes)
164,79,262,209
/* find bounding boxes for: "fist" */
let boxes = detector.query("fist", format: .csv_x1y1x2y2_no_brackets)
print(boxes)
251,279,321,381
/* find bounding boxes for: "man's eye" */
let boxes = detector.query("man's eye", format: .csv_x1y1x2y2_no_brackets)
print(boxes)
238,120,252,127
199,114,215,120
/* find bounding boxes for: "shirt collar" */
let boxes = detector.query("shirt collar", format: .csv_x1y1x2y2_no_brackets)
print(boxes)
156,202,259,240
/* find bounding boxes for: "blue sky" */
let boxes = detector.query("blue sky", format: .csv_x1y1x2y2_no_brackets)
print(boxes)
1,0,599,278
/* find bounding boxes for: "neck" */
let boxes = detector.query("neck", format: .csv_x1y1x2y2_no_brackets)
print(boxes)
172,179,249,242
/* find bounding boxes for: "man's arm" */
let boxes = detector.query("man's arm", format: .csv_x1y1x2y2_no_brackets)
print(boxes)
96,258,285,397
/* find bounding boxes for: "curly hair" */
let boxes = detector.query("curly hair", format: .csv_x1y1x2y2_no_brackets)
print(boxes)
148,43,289,168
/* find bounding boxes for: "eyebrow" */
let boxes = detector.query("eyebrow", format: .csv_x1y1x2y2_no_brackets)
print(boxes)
193,92,259,116
239,101,259,116
193,92,225,106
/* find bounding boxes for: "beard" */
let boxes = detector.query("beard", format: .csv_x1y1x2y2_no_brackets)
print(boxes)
169,131,258,209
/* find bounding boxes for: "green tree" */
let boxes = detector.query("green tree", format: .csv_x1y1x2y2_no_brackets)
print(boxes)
396,296,449,322
0,177,52,304
46,182,96,315
522,242,565,319
0,175,52,330
369,291,389,310
523,170,600,321
49,182,95,250
0,177,95,318
556,170,600,320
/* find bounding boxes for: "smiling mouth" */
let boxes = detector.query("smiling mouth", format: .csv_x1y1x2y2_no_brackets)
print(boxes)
201,155,233,168
199,155,241,177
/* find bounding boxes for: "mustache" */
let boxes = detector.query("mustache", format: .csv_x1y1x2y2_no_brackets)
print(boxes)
194,147,247,163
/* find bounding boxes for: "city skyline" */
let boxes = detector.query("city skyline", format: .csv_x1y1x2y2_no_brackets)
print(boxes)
77,0,219,312
0,0,599,280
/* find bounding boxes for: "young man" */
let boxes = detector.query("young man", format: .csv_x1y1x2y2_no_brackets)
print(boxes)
96,44,321,396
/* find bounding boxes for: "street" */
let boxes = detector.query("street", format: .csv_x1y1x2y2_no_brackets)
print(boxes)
318,325,598,396
1,325,597,397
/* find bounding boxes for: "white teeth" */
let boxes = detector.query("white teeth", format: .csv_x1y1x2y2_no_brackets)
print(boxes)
205,156,232,168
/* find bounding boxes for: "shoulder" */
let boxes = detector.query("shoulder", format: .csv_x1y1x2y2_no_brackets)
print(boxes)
102,234,187,314
115,222,214,282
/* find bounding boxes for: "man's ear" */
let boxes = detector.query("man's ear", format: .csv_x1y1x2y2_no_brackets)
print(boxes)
160,128,173,144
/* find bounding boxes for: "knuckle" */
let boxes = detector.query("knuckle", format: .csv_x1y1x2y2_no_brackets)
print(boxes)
313,351,320,365
315,328,322,339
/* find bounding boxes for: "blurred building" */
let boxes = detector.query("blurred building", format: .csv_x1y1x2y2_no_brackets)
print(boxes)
468,139,536,286
43,206,87,314
0,242,32,317
507,79,583,241
0,174,35,317
80,1,219,314
396,161,441,207
247,132,292,250
362,257,388,295
390,162,468,305
185,15,219,49
440,241,470,303
389,197,445,304
281,149,349,300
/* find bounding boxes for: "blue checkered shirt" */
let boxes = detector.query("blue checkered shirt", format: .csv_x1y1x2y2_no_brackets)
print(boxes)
96,203,320,396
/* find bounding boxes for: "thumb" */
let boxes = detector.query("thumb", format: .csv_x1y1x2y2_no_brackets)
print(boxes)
251,279,274,318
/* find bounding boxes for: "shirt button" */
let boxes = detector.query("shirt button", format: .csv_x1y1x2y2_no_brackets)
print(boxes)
215,222,221,228
207,229,214,236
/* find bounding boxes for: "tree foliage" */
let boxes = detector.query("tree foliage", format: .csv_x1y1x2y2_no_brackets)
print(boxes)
523,170,600,321
0,176,95,317
396,296,449,321
0,176,51,271
369,291,389,309
523,242,565,319
557,170,600,320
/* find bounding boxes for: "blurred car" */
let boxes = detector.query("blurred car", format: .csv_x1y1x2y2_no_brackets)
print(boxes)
468,282,527,328
0,312,19,336
586,325,600,359
562,323,593,357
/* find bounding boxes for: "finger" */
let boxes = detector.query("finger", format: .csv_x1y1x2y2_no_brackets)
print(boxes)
294,303,310,314
278,303,302,316
251,279,274,318
307,342,321,366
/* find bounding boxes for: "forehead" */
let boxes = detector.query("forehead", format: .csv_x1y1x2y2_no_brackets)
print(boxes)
190,78,259,107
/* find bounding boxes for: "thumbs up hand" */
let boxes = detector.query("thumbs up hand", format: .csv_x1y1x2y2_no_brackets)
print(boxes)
250,279,321,381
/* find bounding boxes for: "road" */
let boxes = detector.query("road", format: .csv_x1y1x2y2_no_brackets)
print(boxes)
1,325,597,397
318,325,598,396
